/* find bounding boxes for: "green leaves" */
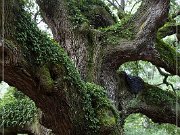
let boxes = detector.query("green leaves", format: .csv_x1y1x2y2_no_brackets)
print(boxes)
16,10,62,65
0,89,37,128
124,113,180,135
82,82,119,133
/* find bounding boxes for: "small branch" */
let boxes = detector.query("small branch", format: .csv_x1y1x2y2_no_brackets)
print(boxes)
106,0,119,10
37,19,43,25
106,0,124,12
130,0,141,14
120,0,125,10
33,10,40,23
118,73,180,127
157,67,176,92
114,0,124,11
155,83,164,86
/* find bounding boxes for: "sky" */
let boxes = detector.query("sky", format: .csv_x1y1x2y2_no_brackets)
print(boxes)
0,82,9,98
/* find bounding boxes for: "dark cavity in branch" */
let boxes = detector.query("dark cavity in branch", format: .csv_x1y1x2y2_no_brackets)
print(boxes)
124,72,144,97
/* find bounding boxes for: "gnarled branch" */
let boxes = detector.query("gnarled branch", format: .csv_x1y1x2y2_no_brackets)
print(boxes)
117,72,180,126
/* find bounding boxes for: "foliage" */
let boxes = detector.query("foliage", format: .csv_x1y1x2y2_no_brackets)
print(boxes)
100,15,134,45
125,0,142,14
67,0,116,28
124,113,180,135
170,0,180,15
12,0,180,134
15,4,119,134
16,11,60,65
67,0,89,27
0,87,37,128
82,82,119,134
119,61,143,76
15,7,84,90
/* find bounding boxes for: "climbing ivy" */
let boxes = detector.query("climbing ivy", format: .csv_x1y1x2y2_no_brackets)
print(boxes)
14,2,119,134
15,8,84,89
67,0,89,27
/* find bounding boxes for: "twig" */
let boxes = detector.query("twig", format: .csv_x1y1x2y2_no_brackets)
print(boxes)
130,0,141,14
106,0,124,12
157,67,176,92
34,10,40,23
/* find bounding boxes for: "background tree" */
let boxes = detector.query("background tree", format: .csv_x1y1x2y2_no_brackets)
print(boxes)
0,87,54,135
0,0,180,134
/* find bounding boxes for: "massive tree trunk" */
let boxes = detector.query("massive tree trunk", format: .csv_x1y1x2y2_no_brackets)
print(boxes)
0,0,179,134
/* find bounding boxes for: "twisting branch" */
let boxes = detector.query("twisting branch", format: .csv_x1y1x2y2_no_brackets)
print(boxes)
102,0,171,70
120,0,125,10
33,10,40,23
156,67,176,92
36,0,73,46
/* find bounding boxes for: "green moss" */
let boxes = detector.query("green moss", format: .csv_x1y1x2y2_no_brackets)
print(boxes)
15,8,84,90
142,84,177,106
126,98,141,109
86,29,99,82
97,108,116,126
37,66,54,93
157,21,176,39
67,0,116,28
100,16,135,45
14,4,120,134
85,83,119,127
67,0,89,27
155,39,180,67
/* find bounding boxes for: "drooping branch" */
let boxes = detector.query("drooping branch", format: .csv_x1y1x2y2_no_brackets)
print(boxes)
0,41,36,97
156,67,177,92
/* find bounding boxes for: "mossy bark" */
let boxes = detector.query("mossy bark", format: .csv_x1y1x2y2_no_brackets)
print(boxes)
117,72,180,126
0,0,179,135
0,0,120,134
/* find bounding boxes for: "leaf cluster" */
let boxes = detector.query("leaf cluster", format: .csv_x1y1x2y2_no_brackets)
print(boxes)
0,88,37,128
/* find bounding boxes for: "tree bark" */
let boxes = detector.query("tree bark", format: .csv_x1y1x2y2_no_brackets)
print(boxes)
117,72,180,126
0,0,179,134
